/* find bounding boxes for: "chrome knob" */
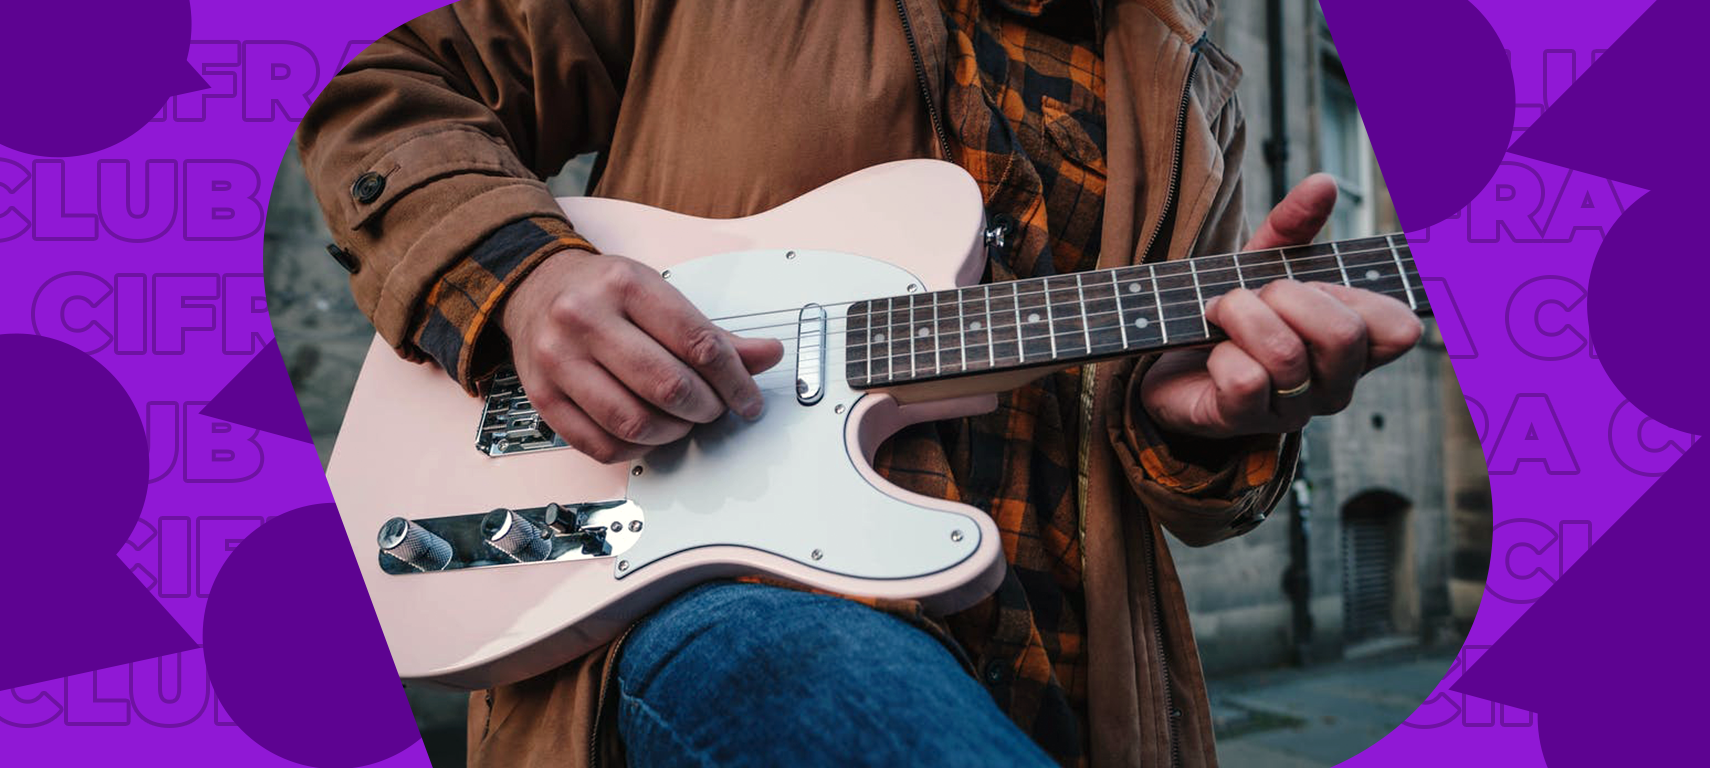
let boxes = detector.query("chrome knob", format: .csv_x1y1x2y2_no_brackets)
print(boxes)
482,508,552,563
377,517,454,572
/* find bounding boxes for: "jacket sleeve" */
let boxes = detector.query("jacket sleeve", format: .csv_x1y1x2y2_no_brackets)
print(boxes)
298,0,632,390
1107,88,1302,548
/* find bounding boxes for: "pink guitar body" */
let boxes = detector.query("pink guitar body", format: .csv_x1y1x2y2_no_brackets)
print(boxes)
328,160,1010,691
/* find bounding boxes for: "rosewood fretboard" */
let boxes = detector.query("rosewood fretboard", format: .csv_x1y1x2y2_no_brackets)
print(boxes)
843,233,1429,389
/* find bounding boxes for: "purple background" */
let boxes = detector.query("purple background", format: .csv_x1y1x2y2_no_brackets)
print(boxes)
0,0,1677,765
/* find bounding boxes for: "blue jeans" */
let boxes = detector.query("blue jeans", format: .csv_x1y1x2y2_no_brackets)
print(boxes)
616,582,1056,767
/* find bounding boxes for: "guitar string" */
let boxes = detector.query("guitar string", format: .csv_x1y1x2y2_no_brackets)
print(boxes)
717,258,1423,340
694,239,1412,329
712,245,1417,337
740,281,1423,391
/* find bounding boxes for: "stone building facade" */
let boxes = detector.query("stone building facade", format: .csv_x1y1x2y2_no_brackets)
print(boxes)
1181,0,1492,676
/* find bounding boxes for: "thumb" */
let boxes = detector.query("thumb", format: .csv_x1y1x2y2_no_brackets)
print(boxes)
1246,173,1338,251
731,334,786,375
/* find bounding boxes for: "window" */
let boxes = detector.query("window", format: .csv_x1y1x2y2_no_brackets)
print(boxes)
1318,45,1377,239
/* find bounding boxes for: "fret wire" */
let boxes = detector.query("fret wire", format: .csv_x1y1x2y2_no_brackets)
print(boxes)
1151,263,1169,345
931,291,941,374
1110,269,1129,349
906,293,916,379
1188,259,1210,337
1012,282,1025,364
955,287,967,371
984,285,995,368
1282,251,1295,279
1046,278,1059,360
1331,240,1351,286
1388,235,1418,310
1232,250,1245,288
1075,273,1092,351
884,297,894,382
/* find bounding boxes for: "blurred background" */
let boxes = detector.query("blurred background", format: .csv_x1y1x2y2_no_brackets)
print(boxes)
264,2,1490,765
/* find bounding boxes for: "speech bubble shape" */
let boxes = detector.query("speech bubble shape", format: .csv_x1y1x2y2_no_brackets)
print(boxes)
0,334,197,691
203,503,420,767
0,1,208,157
1319,0,1514,231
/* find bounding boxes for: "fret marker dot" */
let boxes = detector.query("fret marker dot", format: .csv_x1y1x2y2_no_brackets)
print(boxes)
1127,283,1142,293
917,327,930,338
873,333,885,343
1027,312,1042,323
1135,317,1150,330
969,321,982,331
1365,269,1381,281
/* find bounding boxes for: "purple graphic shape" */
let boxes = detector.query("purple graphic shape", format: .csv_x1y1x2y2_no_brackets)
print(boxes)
1507,0,1708,190
0,1,208,157
1453,442,1708,767
203,503,419,767
201,340,315,444
1588,191,1707,434
0,334,196,690
1319,0,1513,230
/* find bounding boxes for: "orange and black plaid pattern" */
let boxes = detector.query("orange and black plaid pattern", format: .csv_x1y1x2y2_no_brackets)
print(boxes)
867,1,1279,764
409,3,1276,763
414,216,595,393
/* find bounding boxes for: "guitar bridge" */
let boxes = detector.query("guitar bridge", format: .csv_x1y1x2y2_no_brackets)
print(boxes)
476,369,569,456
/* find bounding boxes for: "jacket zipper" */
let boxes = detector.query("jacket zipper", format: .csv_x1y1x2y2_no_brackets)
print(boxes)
588,623,639,768
895,0,954,162
1115,40,1205,768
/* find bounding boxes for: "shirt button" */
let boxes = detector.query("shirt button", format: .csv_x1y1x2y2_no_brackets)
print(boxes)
351,171,387,204
326,243,360,274
983,659,1009,685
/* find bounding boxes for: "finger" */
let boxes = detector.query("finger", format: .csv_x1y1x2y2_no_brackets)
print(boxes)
1204,288,1311,394
733,335,787,375
1245,173,1338,251
557,359,693,446
589,322,724,424
1255,280,1367,412
1205,341,1285,433
623,276,767,420
528,389,648,464
1309,283,1425,369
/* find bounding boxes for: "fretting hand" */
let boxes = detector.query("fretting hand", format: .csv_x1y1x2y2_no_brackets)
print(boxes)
502,250,785,463
1139,174,1424,440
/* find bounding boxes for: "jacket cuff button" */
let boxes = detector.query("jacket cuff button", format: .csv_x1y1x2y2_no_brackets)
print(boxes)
351,171,387,204
327,243,360,274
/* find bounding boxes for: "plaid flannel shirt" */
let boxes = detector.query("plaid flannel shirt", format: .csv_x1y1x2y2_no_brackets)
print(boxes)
409,1,1279,763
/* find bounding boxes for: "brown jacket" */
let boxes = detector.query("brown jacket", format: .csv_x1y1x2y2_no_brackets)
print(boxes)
299,1,1296,765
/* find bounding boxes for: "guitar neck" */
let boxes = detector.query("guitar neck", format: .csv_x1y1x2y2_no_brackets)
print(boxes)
844,233,1429,389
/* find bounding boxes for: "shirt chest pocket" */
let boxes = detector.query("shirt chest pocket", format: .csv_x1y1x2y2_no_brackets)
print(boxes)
1040,95,1107,178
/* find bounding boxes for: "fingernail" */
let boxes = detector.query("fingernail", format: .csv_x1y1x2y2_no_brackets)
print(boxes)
740,396,764,420
1204,296,1222,314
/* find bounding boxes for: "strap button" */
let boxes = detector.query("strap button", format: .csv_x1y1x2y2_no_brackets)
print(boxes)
351,171,387,204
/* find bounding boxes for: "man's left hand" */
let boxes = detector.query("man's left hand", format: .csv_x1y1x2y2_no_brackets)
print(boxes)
1139,174,1424,440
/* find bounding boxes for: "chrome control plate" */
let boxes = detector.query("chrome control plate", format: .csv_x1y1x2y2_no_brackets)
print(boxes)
475,370,570,456
377,499,644,576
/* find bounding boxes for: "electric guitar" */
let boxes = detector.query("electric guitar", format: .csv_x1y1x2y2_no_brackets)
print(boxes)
326,159,1432,690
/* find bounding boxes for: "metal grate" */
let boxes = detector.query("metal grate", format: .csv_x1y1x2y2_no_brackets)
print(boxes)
1342,514,1396,642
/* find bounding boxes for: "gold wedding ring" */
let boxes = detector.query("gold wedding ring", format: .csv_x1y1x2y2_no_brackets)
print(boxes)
1273,379,1312,400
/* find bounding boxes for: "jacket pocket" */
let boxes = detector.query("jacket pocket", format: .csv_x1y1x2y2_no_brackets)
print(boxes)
339,125,538,231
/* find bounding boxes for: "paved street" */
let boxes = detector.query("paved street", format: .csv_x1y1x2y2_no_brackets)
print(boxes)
1210,645,1457,767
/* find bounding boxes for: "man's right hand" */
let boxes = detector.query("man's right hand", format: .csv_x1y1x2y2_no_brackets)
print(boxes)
501,249,785,464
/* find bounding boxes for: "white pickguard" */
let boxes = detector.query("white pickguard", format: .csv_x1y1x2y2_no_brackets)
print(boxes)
623,248,984,580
